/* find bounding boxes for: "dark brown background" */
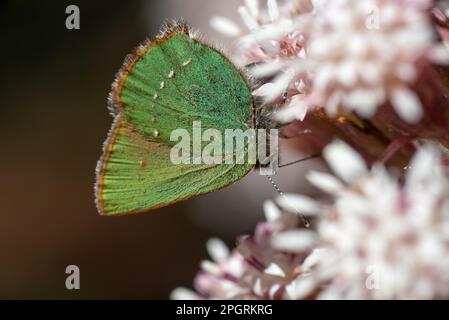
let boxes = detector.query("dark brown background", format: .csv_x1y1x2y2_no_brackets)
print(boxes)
0,0,319,298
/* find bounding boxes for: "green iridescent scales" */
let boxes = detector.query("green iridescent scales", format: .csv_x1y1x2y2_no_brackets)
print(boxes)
95,22,255,215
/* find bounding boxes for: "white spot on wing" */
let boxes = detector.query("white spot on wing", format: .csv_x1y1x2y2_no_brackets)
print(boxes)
182,58,192,67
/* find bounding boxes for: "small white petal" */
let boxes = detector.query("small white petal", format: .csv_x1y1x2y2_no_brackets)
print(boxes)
286,276,316,299
337,61,357,87
306,171,344,194
200,260,221,275
269,284,282,298
244,0,259,17
314,64,336,90
325,90,343,116
361,62,381,85
264,200,281,222
309,37,332,58
390,88,423,123
289,95,308,121
206,238,230,262
271,230,318,252
253,83,276,97
264,263,286,277
406,144,442,188
210,17,241,37
250,61,283,78
302,248,326,272
323,140,367,184
253,71,293,101
276,95,308,122
253,278,263,296
344,89,383,118
277,194,321,215
170,287,197,300
252,24,291,42
238,6,259,30
395,63,417,82
267,0,280,22
429,45,449,65
346,33,367,56
317,288,340,300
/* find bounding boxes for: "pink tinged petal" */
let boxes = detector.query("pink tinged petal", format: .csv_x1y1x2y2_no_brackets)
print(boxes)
285,276,316,299
395,63,417,82
277,194,322,215
275,108,294,123
289,95,308,121
317,288,341,300
390,87,423,123
264,263,286,277
302,248,326,272
269,284,282,299
253,278,263,296
253,71,294,102
429,44,449,65
346,33,367,57
267,0,280,22
271,230,318,252
210,17,241,37
309,37,332,59
361,62,381,85
406,145,442,189
253,82,276,97
314,64,337,91
201,260,221,275
206,238,230,263
382,2,400,26
263,200,281,222
238,6,259,30
325,90,343,116
276,95,308,122
323,140,367,184
223,253,246,277
337,61,357,87
344,89,381,118
194,273,230,298
250,61,284,78
306,171,344,194
170,287,199,300
252,24,290,42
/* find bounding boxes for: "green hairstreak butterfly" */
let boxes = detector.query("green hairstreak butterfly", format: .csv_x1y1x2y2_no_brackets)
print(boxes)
95,21,270,216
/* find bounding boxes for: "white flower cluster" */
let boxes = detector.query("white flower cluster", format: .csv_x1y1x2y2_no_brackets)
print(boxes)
212,0,449,123
172,206,320,300
279,141,449,299
173,141,449,299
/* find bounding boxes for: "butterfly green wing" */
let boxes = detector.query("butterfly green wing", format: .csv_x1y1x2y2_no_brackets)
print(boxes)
110,21,253,143
95,22,255,215
96,116,253,215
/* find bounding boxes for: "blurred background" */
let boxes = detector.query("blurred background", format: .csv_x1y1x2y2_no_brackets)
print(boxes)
0,0,321,299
